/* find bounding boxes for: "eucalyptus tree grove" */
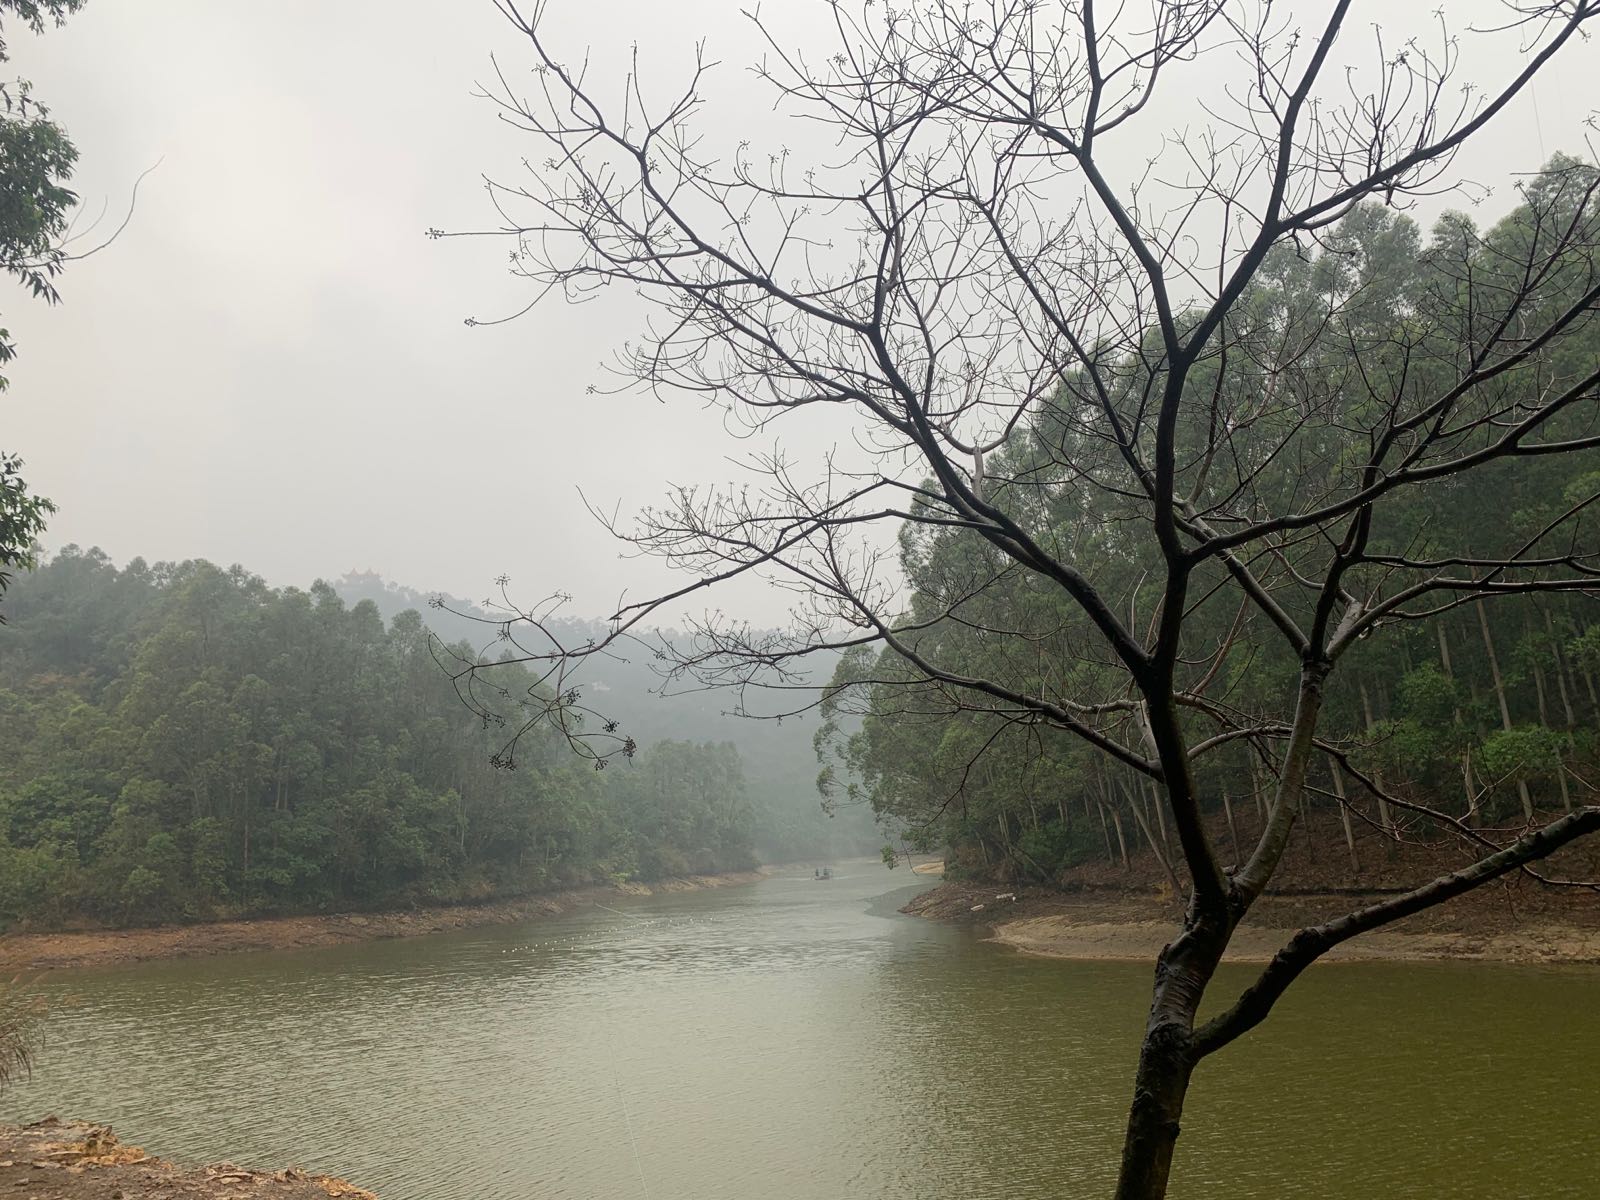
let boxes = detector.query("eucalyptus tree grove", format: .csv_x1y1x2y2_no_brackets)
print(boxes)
446,3,1600,1196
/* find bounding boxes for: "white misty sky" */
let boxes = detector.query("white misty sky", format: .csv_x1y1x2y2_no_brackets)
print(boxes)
3,1,1594,626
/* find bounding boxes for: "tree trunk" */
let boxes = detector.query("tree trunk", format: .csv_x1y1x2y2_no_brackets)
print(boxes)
1249,756,1267,821
1112,923,1231,1200
1330,763,1359,873
1113,1028,1196,1200
1544,607,1580,725
1438,623,1464,725
1358,681,1393,834
1221,792,1241,865
1477,601,1534,821
1127,787,1181,896
1148,781,1172,854
1552,641,1578,727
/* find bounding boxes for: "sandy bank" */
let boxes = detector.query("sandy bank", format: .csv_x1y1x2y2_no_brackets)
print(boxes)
0,1118,375,1199
904,882,1600,966
0,870,771,972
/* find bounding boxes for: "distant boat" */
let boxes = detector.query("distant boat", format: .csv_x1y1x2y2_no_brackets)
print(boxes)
813,866,834,881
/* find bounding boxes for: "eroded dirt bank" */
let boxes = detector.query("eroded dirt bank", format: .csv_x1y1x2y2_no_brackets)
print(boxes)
0,870,771,972
0,1119,375,1199
904,881,1600,965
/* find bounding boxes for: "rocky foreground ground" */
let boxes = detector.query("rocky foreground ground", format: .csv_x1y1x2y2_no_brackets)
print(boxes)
0,1119,376,1199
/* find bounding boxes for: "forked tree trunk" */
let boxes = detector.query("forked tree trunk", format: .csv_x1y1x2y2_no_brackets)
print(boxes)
1113,1026,1197,1200
1111,920,1232,1200
1114,668,1329,1200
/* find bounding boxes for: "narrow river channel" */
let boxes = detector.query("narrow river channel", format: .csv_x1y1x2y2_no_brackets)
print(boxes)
7,866,1597,1199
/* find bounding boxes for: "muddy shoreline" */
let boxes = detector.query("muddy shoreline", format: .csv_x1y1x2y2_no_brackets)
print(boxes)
0,870,771,972
903,880,1600,966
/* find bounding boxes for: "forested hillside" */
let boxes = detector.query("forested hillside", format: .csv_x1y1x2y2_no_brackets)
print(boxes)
0,549,807,928
821,177,1600,886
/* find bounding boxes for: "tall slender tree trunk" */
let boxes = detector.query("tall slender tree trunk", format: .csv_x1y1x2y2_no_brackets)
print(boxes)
1127,787,1181,897
1477,601,1534,821
1330,763,1359,873
1439,623,1464,725
1551,637,1577,726
1248,756,1268,822
1544,607,1581,724
1149,780,1172,854
1359,682,1393,834
1221,791,1241,864
1301,793,1318,864
1111,805,1130,870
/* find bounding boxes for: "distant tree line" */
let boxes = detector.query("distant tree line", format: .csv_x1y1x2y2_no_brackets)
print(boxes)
0,548,760,928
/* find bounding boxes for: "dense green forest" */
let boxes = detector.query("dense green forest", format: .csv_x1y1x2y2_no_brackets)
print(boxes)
0,549,869,928
821,176,1600,886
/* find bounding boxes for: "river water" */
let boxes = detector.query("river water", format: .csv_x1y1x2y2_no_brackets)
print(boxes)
5,866,1597,1199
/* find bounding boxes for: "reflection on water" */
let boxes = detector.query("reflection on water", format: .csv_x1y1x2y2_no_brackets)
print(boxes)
6,866,1598,1199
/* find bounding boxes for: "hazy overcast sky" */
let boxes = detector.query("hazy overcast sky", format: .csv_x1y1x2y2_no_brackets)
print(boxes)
4,1,1594,625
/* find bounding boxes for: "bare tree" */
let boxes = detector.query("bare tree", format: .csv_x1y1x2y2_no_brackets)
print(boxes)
439,3,1600,1197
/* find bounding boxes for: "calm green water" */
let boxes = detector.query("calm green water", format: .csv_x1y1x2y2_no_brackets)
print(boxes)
5,867,1597,1199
